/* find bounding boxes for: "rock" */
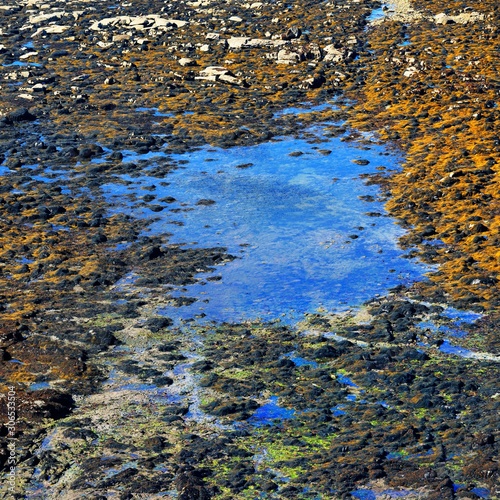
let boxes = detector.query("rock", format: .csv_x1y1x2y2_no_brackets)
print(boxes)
29,11,66,24
90,16,187,32
468,222,489,234
196,199,216,206
144,317,173,333
178,58,197,67
435,11,484,25
30,83,46,93
228,37,285,49
227,37,250,49
404,66,419,77
323,44,344,63
199,66,230,78
32,25,69,37
19,51,38,60
277,48,302,64
4,107,36,123
300,75,325,89
282,26,302,40
197,66,248,86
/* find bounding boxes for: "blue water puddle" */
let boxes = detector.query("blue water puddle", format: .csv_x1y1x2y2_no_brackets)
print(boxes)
352,490,376,500
136,106,175,117
438,340,475,358
107,242,132,252
345,394,357,402
103,461,138,480
248,396,296,426
452,484,490,497
2,61,43,68
50,224,70,232
418,306,482,340
0,166,11,175
352,489,416,499
120,149,169,163
28,382,50,391
422,238,445,247
284,352,318,368
103,128,429,324
18,257,35,264
336,373,358,387
273,101,338,118
443,307,482,325
331,407,346,416
367,6,386,22
471,487,490,498
23,41,35,49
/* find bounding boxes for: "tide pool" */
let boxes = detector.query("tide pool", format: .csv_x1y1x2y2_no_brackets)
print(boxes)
103,128,430,323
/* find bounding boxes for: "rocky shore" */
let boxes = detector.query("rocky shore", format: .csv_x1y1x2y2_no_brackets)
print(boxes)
0,0,498,498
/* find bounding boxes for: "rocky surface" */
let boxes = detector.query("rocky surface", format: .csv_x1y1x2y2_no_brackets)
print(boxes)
0,0,499,498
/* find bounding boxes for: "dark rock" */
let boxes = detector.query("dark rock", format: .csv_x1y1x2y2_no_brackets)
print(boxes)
6,108,36,124
313,345,338,359
144,317,173,332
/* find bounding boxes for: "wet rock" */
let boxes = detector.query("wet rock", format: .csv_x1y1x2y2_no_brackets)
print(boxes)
175,467,212,500
196,199,215,206
3,107,36,124
144,317,173,333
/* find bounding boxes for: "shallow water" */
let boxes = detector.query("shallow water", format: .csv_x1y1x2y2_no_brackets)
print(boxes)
273,101,338,118
103,128,429,323
248,396,296,426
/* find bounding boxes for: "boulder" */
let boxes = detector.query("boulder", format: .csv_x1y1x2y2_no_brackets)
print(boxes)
323,44,344,63
277,48,302,64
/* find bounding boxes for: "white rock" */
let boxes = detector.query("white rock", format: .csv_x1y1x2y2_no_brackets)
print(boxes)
323,44,344,62
32,25,69,37
29,11,66,24
434,11,484,25
19,52,38,59
219,74,241,85
199,44,210,52
97,41,114,48
229,16,243,22
227,37,250,49
403,66,419,77
113,34,131,42
30,83,46,92
178,58,197,67
199,66,231,77
277,48,301,64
